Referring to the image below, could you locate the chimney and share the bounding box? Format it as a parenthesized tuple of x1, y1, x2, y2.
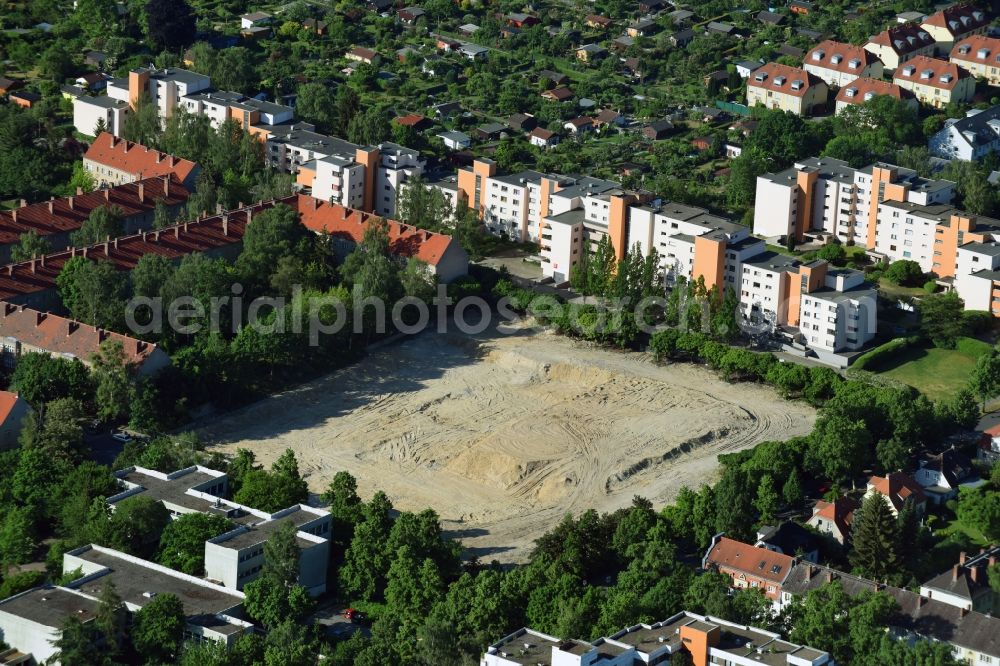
(917, 596, 927, 607)
(76, 187, 83, 196)
(103, 241, 109, 255)
(19, 199, 26, 208)
(68, 196, 74, 210)
(103, 189, 110, 201)
(82, 247, 88, 258)
(222, 214, 229, 236)
(153, 231, 160, 242)
(806, 565, 816, 580)
(47, 201, 53, 214)
(11, 210, 16, 222)
(961, 607, 969, 617)
(68, 320, 78, 335)
(156, 153, 163, 164)
(29, 259, 34, 274)
(971, 567, 979, 584)
(6, 265, 11, 276)
(990, 556, 996, 568)
(113, 238, 118, 250)
(71, 247, 76, 257)
(137, 182, 144, 203)
(39, 255, 44, 267)
(953, 565, 960, 582)
(960, 552, 967, 566)
(163, 176, 170, 197)
(183, 222, 188, 233)
(174, 226, 180, 239)
(35, 311, 44, 325)
(825, 571, 834, 583)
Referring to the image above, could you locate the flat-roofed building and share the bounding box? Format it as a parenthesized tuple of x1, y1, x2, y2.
(62, 545, 251, 645)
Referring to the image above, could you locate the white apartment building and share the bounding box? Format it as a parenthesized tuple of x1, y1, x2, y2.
(106, 67, 212, 121)
(481, 612, 831, 666)
(313, 154, 367, 210)
(753, 157, 955, 245)
(108, 466, 332, 596)
(372, 143, 424, 217)
(72, 94, 130, 138)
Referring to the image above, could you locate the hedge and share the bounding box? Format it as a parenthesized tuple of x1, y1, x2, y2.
(851, 336, 920, 372)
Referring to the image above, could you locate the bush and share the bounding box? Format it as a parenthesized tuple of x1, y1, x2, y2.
(883, 260, 924, 287)
(923, 280, 938, 295)
(816, 243, 846, 265)
(851, 336, 920, 372)
(963, 310, 994, 336)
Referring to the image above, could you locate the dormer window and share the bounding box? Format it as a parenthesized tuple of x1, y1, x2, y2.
(973, 11, 984, 21)
(863, 92, 875, 101)
(920, 69, 933, 79)
(893, 39, 905, 49)
(902, 65, 916, 76)
(959, 45, 972, 54)
(845, 87, 857, 97)
(848, 58, 861, 69)
(978, 48, 990, 59)
(918, 31, 929, 40)
(906, 35, 916, 45)
(754, 72, 768, 82)
(831, 54, 843, 65)
(773, 75, 786, 86)
(791, 79, 803, 90)
(812, 50, 824, 61)
(940, 73, 953, 83)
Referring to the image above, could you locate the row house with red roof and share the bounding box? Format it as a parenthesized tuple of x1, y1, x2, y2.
(0, 175, 189, 264)
(893, 55, 976, 108)
(950, 34, 1000, 86)
(83, 133, 200, 190)
(746, 63, 828, 116)
(702, 535, 796, 601)
(804, 40, 883, 88)
(921, 2, 990, 55)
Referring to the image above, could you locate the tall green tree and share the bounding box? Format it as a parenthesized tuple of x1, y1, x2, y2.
(920, 291, 966, 349)
(850, 493, 900, 580)
(132, 593, 186, 662)
(71, 205, 124, 247)
(10, 230, 52, 262)
(156, 512, 232, 574)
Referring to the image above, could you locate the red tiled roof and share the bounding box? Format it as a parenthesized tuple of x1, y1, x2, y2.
(586, 14, 612, 26)
(0, 197, 293, 302)
(296, 195, 457, 267)
(0, 176, 190, 247)
(950, 34, 1000, 65)
(0, 390, 20, 425)
(530, 127, 556, 140)
(812, 496, 858, 535)
(542, 86, 573, 101)
(704, 536, 795, 584)
(394, 114, 428, 127)
(806, 40, 879, 74)
(868, 472, 927, 511)
(836, 77, 911, 104)
(923, 3, 990, 37)
(893, 55, 968, 90)
(348, 47, 378, 61)
(868, 23, 936, 55)
(84, 133, 198, 184)
(748, 63, 822, 98)
(0, 302, 161, 365)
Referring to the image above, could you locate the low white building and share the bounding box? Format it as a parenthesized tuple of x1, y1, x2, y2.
(73, 95, 130, 137)
(930, 106, 1000, 162)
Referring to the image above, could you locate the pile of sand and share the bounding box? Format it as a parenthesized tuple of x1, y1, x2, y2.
(196, 325, 815, 562)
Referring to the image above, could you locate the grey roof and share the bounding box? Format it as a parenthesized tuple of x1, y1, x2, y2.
(706, 21, 735, 33)
(114, 468, 221, 512)
(66, 546, 243, 619)
(493, 170, 548, 186)
(920, 448, 976, 487)
(184, 90, 245, 104)
(0, 586, 99, 629)
(477, 122, 507, 134)
(757, 522, 822, 556)
(138, 67, 210, 87)
(76, 94, 128, 109)
(943, 105, 1000, 148)
(745, 251, 801, 272)
(963, 241, 1000, 257)
(785, 562, 1000, 657)
(545, 209, 587, 226)
(579, 43, 607, 53)
(667, 9, 694, 21)
(269, 127, 359, 156)
(757, 10, 785, 24)
(215, 507, 322, 550)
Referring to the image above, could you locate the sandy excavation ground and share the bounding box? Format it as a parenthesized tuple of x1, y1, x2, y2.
(196, 324, 816, 563)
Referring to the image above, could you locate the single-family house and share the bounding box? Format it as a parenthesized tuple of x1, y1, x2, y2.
(641, 120, 673, 140)
(919, 548, 1000, 614)
(667, 9, 694, 25)
(541, 86, 573, 102)
(756, 10, 785, 26)
(459, 43, 488, 61)
(397, 7, 425, 24)
(9, 91, 40, 109)
(564, 117, 594, 134)
(585, 14, 613, 30)
(594, 109, 625, 127)
(789, 0, 814, 15)
(528, 127, 559, 149)
(437, 131, 472, 150)
(705, 21, 736, 37)
(507, 113, 536, 132)
(506, 13, 539, 28)
(346, 47, 380, 65)
(865, 471, 927, 517)
(735, 60, 762, 78)
(0, 78, 23, 95)
(240, 11, 273, 29)
(539, 70, 568, 86)
(474, 122, 507, 141)
(864, 23, 937, 71)
(302, 18, 328, 35)
(626, 18, 659, 38)
(394, 114, 432, 131)
(950, 35, 1000, 86)
(669, 29, 695, 47)
(914, 448, 983, 504)
(930, 105, 1000, 161)
(576, 44, 608, 62)
(807, 496, 858, 544)
(921, 3, 990, 55)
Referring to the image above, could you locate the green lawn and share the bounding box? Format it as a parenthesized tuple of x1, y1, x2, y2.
(876, 337, 991, 402)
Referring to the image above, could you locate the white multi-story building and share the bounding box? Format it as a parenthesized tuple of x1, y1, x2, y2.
(108, 466, 332, 596)
(481, 612, 832, 666)
(753, 157, 955, 245)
